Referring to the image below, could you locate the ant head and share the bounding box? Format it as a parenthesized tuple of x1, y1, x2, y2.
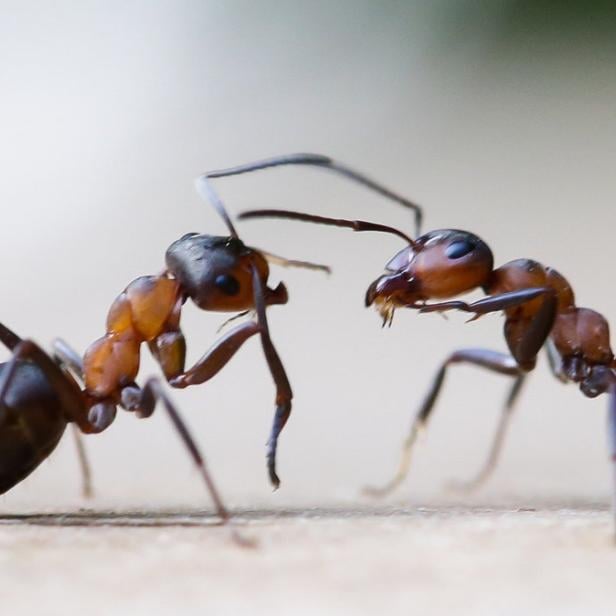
(165, 234, 287, 312)
(366, 229, 493, 320)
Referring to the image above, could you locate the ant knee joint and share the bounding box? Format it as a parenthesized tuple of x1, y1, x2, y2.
(120, 385, 143, 412)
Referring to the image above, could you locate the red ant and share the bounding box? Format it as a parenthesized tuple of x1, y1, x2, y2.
(0, 155, 416, 542)
(78, 154, 420, 496)
(0, 321, 232, 531)
(235, 153, 616, 532)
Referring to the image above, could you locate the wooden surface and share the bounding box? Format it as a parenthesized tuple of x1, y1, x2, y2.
(2, 505, 615, 615)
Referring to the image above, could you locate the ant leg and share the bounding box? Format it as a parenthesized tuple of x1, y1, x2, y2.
(162, 313, 289, 489)
(167, 320, 261, 387)
(52, 338, 84, 380)
(363, 348, 524, 498)
(545, 339, 568, 383)
(447, 374, 527, 493)
(51, 339, 94, 498)
(198, 153, 423, 235)
(419, 288, 553, 318)
(420, 288, 557, 369)
(70, 425, 93, 498)
(608, 387, 616, 540)
(0, 321, 22, 352)
(251, 264, 293, 489)
(119, 378, 251, 544)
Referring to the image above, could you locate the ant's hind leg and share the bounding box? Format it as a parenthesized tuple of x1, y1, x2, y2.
(51, 339, 94, 499)
(363, 348, 524, 498)
(446, 374, 527, 493)
(119, 377, 251, 546)
(52, 338, 85, 381)
(70, 425, 93, 498)
(608, 387, 616, 541)
(0, 322, 22, 352)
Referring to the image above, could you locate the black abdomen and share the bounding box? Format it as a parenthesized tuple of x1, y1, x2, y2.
(0, 361, 67, 494)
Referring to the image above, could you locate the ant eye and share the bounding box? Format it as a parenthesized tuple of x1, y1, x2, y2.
(215, 274, 240, 296)
(445, 240, 475, 260)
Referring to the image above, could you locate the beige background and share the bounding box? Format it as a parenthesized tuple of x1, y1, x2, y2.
(1, 0, 615, 514)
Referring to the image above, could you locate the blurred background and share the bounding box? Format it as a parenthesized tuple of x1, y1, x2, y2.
(1, 0, 615, 512)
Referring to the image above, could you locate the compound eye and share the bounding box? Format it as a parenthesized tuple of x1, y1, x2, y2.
(215, 274, 240, 296)
(445, 240, 475, 260)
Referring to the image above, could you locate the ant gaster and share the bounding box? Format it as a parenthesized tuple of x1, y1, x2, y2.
(236, 153, 616, 532)
(0, 322, 232, 531)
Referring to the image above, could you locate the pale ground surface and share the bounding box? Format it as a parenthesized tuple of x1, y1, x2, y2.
(2, 504, 615, 616)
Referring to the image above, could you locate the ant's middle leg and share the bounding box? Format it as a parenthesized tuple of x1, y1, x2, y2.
(52, 338, 84, 380)
(364, 348, 526, 498)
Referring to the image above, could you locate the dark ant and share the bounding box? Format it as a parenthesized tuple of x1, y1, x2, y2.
(235, 153, 616, 532)
(78, 154, 420, 496)
(0, 321, 232, 532)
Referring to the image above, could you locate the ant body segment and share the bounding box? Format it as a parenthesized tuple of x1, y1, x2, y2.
(80, 154, 420, 491)
(235, 153, 616, 532)
(0, 322, 230, 527)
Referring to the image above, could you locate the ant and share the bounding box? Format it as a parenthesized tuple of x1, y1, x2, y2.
(78, 154, 420, 494)
(235, 153, 616, 531)
(0, 321, 231, 530)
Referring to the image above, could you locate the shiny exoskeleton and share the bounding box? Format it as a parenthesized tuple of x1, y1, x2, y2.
(234, 152, 616, 534)
(80, 154, 419, 490)
(360, 231, 616, 497)
(81, 233, 293, 488)
(0, 322, 230, 530)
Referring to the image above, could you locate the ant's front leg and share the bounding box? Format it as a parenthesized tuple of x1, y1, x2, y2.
(151, 320, 292, 486)
(153, 275, 292, 489)
(161, 321, 261, 387)
(251, 265, 293, 489)
(420, 287, 558, 370)
(419, 288, 552, 319)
